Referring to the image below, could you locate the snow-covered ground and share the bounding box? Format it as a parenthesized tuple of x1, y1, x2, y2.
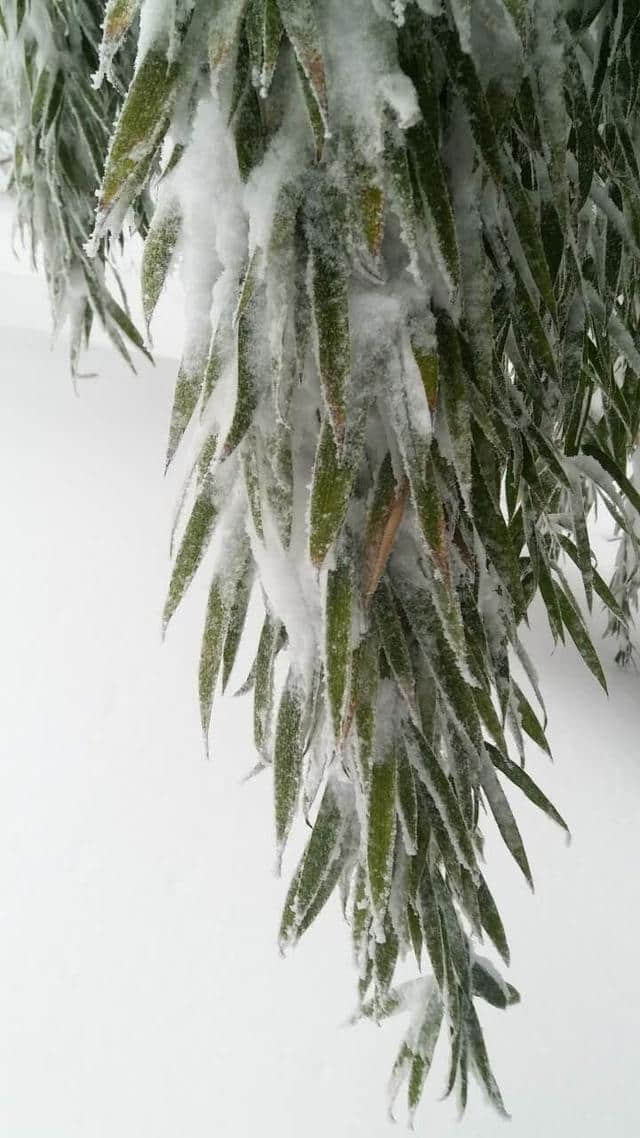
(0, 194, 639, 1137)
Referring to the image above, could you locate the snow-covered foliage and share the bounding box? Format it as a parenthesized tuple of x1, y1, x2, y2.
(4, 0, 640, 1122)
(0, 0, 149, 371)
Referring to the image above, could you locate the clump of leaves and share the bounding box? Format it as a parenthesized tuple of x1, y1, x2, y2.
(0, 0, 149, 372)
(12, 0, 640, 1124)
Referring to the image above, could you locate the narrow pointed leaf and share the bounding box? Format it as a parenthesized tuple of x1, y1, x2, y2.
(325, 554, 352, 739)
(488, 744, 570, 837)
(199, 576, 229, 748)
(163, 490, 217, 629)
(367, 745, 397, 925)
(309, 419, 359, 566)
(274, 669, 305, 858)
(142, 198, 181, 328)
(479, 754, 533, 889)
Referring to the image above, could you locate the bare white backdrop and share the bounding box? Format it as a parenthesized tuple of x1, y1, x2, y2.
(0, 195, 639, 1137)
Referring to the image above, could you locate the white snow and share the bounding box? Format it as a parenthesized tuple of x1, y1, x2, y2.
(1, 195, 640, 1137)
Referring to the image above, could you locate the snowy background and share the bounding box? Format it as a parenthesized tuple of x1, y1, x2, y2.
(0, 192, 639, 1136)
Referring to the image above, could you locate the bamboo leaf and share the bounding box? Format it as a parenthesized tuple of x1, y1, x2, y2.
(254, 612, 282, 755)
(558, 535, 626, 625)
(407, 986, 444, 1122)
(222, 559, 254, 692)
(142, 198, 181, 329)
(279, 778, 346, 949)
(166, 356, 206, 469)
(406, 724, 477, 875)
(224, 255, 260, 457)
(99, 0, 141, 71)
(465, 1000, 510, 1117)
(277, 0, 328, 132)
(436, 312, 472, 498)
(477, 874, 510, 964)
(555, 582, 608, 692)
(198, 576, 228, 751)
(309, 418, 359, 566)
(582, 444, 640, 515)
(512, 681, 552, 758)
(396, 741, 418, 857)
(163, 490, 217, 630)
(325, 552, 353, 739)
(261, 0, 283, 95)
(472, 957, 520, 1010)
(488, 744, 570, 838)
(274, 668, 305, 860)
(309, 236, 350, 444)
(351, 630, 379, 791)
(409, 121, 460, 290)
(416, 862, 446, 991)
(367, 744, 397, 926)
(479, 753, 533, 889)
(372, 581, 415, 711)
(363, 456, 409, 602)
(99, 48, 178, 211)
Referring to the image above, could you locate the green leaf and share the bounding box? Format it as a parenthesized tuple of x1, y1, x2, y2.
(472, 957, 520, 1010)
(100, 48, 178, 211)
(471, 453, 525, 617)
(488, 744, 570, 838)
(465, 1000, 510, 1117)
(374, 914, 399, 1000)
(406, 724, 477, 876)
(261, 0, 283, 94)
(436, 312, 472, 498)
(407, 986, 444, 1123)
(354, 173, 385, 261)
(477, 874, 510, 964)
(277, 0, 328, 133)
(396, 742, 418, 857)
(166, 356, 206, 469)
(142, 198, 181, 328)
(325, 553, 352, 739)
(409, 121, 459, 290)
(582, 444, 640, 515)
(242, 442, 264, 541)
(101, 0, 141, 51)
(254, 612, 282, 755)
(437, 18, 502, 184)
(416, 864, 446, 991)
(309, 222, 350, 445)
(532, 17, 569, 222)
(367, 744, 397, 926)
(351, 630, 379, 792)
(363, 455, 408, 602)
(224, 255, 260, 457)
(279, 779, 345, 949)
(505, 170, 558, 321)
(555, 581, 608, 692)
(198, 576, 228, 752)
(479, 754, 533, 889)
(209, 0, 246, 72)
(163, 490, 217, 630)
(558, 535, 626, 625)
(384, 128, 419, 273)
(512, 681, 552, 757)
(309, 418, 359, 566)
(538, 550, 565, 644)
(222, 559, 254, 692)
(372, 581, 415, 712)
(565, 39, 595, 209)
(274, 668, 305, 859)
